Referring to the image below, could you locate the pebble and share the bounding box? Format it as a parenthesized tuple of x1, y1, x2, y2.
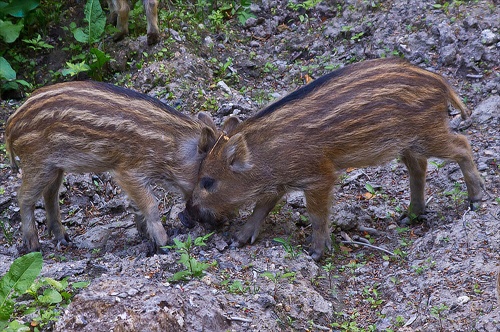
(481, 29, 499, 45)
(456, 295, 471, 306)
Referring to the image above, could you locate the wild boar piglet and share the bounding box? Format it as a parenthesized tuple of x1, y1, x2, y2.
(183, 57, 484, 261)
(6, 81, 217, 253)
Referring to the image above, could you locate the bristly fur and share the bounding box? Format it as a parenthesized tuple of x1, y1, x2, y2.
(188, 57, 484, 261)
(5, 80, 217, 253)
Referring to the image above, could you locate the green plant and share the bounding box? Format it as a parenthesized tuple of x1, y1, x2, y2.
(394, 315, 406, 327)
(261, 270, 296, 300)
(64, 0, 111, 80)
(0, 214, 13, 244)
(362, 284, 383, 309)
(214, 57, 234, 79)
(0, 0, 39, 92)
(23, 277, 88, 330)
(429, 160, 446, 175)
(61, 61, 90, 77)
(430, 303, 449, 330)
(322, 262, 338, 290)
(331, 310, 377, 331)
(0, 252, 43, 330)
(473, 283, 482, 294)
(288, 0, 322, 11)
(220, 279, 249, 294)
(22, 33, 53, 51)
(364, 183, 379, 197)
(0, 252, 89, 331)
(262, 61, 277, 73)
(273, 236, 301, 259)
(165, 232, 217, 282)
(351, 32, 364, 41)
(444, 182, 468, 208)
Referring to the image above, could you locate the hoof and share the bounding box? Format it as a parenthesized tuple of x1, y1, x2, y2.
(399, 212, 427, 225)
(230, 236, 246, 249)
(308, 248, 323, 262)
(147, 32, 160, 45)
(470, 201, 481, 211)
(156, 245, 169, 255)
(113, 32, 127, 42)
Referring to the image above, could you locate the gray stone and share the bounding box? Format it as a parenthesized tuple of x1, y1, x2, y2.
(481, 29, 499, 45)
(473, 95, 500, 124)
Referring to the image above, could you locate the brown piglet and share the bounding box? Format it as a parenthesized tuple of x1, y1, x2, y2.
(5, 81, 217, 253)
(184, 58, 484, 261)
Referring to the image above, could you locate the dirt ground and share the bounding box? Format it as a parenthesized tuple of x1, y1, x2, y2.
(0, 0, 499, 331)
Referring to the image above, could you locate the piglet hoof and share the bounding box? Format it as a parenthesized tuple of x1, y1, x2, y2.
(56, 240, 71, 251)
(470, 201, 481, 212)
(230, 236, 247, 249)
(178, 210, 196, 229)
(156, 245, 169, 255)
(23, 240, 41, 254)
(308, 248, 323, 262)
(112, 31, 127, 42)
(147, 32, 160, 45)
(53, 232, 72, 249)
(398, 212, 427, 226)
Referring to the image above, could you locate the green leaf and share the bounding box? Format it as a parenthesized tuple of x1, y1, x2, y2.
(1, 81, 18, 91)
(0, 252, 43, 321)
(89, 48, 111, 70)
(3, 319, 30, 331)
(71, 281, 90, 289)
(170, 270, 191, 281)
(194, 232, 213, 246)
(0, 18, 23, 43)
(0, 57, 16, 80)
(61, 61, 90, 76)
(237, 11, 256, 25)
(261, 271, 275, 280)
(83, 0, 105, 44)
(178, 253, 190, 267)
(40, 277, 64, 291)
(39, 288, 62, 304)
(365, 183, 375, 194)
(15, 79, 30, 87)
(72, 27, 88, 43)
(0, 0, 39, 18)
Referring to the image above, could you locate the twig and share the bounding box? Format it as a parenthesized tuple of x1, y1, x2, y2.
(340, 240, 395, 256)
(462, 207, 471, 250)
(466, 74, 483, 79)
(225, 315, 252, 323)
(310, 322, 331, 331)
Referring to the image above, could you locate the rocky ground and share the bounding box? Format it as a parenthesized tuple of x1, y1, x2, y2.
(0, 0, 499, 331)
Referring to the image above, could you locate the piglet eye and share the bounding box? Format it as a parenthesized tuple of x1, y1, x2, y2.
(200, 177, 216, 191)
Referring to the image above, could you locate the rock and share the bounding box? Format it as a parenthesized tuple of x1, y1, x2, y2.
(244, 17, 258, 28)
(439, 43, 457, 65)
(473, 95, 500, 124)
(217, 81, 232, 94)
(456, 295, 470, 305)
(481, 29, 499, 45)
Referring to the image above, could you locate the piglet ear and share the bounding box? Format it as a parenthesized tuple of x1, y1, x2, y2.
(222, 116, 240, 136)
(198, 126, 217, 154)
(225, 133, 253, 173)
(197, 112, 217, 132)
